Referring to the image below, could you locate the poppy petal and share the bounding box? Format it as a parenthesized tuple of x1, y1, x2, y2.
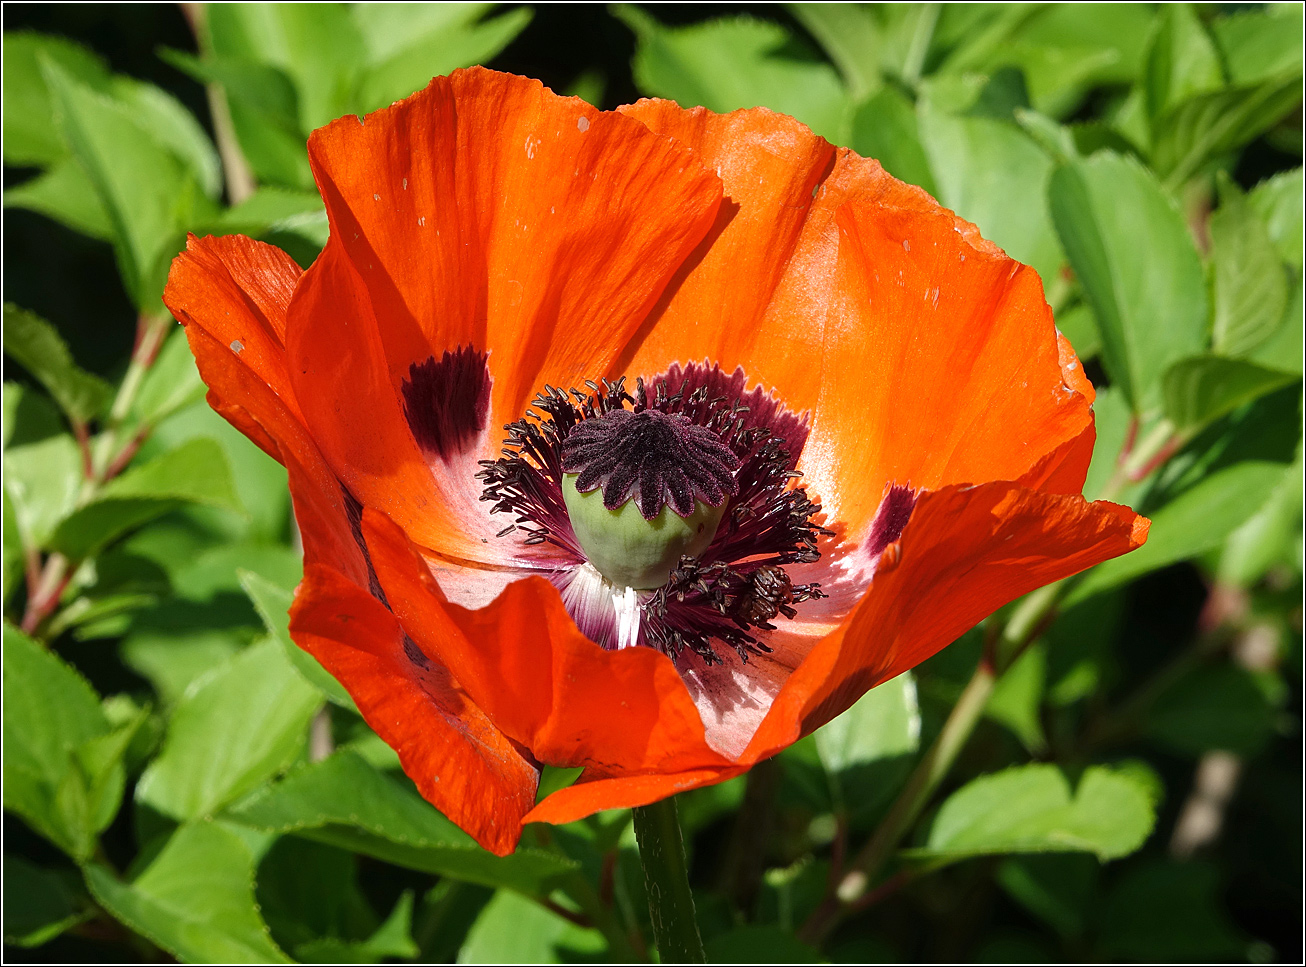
(742, 483, 1148, 761)
(164, 233, 303, 415)
(360, 509, 735, 777)
(291, 563, 539, 856)
(525, 766, 745, 827)
(306, 68, 724, 430)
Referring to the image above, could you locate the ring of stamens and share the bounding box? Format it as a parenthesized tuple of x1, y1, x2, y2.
(477, 367, 831, 664)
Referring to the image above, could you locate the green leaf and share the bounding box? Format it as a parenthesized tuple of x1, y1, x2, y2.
(227, 750, 578, 896)
(849, 86, 937, 196)
(51, 437, 243, 561)
(3, 623, 109, 859)
(1211, 5, 1305, 86)
(1209, 179, 1291, 357)
(1248, 167, 1303, 272)
(4, 434, 82, 551)
(240, 569, 355, 709)
(787, 3, 882, 99)
(131, 326, 206, 428)
(354, 4, 534, 114)
(1146, 664, 1279, 756)
(3, 380, 64, 449)
(918, 92, 1063, 281)
(908, 763, 1155, 864)
(85, 821, 292, 963)
(42, 60, 214, 308)
(2, 31, 111, 166)
(3, 491, 22, 600)
(615, 6, 852, 143)
(985, 642, 1047, 753)
(2, 854, 88, 947)
(107, 77, 222, 199)
(2, 304, 113, 425)
(459, 889, 604, 963)
(1069, 459, 1288, 603)
(135, 637, 321, 821)
(121, 626, 244, 708)
(815, 672, 919, 775)
(215, 185, 325, 235)
(1218, 455, 1303, 586)
(1151, 72, 1303, 189)
(3, 159, 113, 241)
(1049, 151, 1207, 411)
(1143, 4, 1223, 122)
(1098, 860, 1243, 960)
(295, 892, 419, 963)
(996, 854, 1098, 941)
(1162, 355, 1298, 433)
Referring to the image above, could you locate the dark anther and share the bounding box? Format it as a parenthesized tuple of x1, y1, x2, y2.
(561, 408, 741, 519)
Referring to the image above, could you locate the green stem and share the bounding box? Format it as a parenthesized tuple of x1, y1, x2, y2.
(633, 797, 705, 963)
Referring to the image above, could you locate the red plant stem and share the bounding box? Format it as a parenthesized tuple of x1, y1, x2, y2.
(1118, 414, 1140, 465)
(20, 555, 72, 637)
(101, 430, 146, 484)
(74, 421, 94, 479)
(1128, 434, 1182, 482)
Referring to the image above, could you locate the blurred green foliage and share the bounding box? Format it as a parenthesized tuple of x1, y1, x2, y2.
(3, 3, 1301, 964)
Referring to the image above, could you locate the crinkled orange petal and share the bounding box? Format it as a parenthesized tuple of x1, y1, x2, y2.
(291, 564, 539, 856)
(164, 234, 304, 418)
(360, 509, 735, 778)
(742, 484, 1149, 762)
(306, 68, 724, 430)
(615, 104, 1093, 538)
(525, 766, 745, 827)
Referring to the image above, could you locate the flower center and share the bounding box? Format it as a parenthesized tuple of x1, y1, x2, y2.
(560, 409, 739, 588)
(477, 364, 830, 664)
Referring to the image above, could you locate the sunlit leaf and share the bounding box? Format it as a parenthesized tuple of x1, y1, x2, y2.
(3, 160, 113, 241)
(2, 304, 113, 425)
(1049, 151, 1206, 411)
(85, 821, 292, 963)
(1162, 355, 1297, 433)
(615, 6, 852, 144)
(227, 750, 578, 897)
(135, 637, 321, 821)
(908, 763, 1155, 863)
(1, 31, 111, 166)
(1209, 180, 1291, 358)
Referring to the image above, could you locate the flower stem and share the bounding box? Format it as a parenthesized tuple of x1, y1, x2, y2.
(633, 797, 705, 963)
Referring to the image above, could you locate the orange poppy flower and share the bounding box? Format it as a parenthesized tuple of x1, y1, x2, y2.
(163, 68, 1148, 856)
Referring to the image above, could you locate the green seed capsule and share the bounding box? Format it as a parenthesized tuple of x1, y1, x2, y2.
(562, 473, 727, 589)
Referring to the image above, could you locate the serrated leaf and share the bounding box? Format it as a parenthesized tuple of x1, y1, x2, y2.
(1069, 459, 1287, 603)
(815, 672, 919, 776)
(2, 622, 109, 860)
(1161, 355, 1297, 433)
(354, 4, 533, 114)
(50, 437, 243, 561)
(227, 750, 578, 896)
(2, 854, 88, 947)
(908, 763, 1155, 863)
(615, 6, 852, 143)
(459, 889, 604, 963)
(42, 59, 214, 308)
(918, 90, 1063, 281)
(1209, 179, 1291, 357)
(85, 821, 292, 963)
(2, 31, 111, 166)
(1049, 151, 1207, 411)
(3, 304, 113, 425)
(3, 159, 113, 241)
(135, 638, 321, 821)
(239, 569, 355, 709)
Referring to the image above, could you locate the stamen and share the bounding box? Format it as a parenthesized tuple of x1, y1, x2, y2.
(479, 363, 833, 664)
